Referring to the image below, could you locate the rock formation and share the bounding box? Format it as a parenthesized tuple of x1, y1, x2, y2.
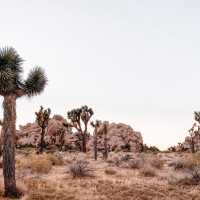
(16, 115, 77, 150)
(17, 117, 143, 152)
(88, 122, 143, 152)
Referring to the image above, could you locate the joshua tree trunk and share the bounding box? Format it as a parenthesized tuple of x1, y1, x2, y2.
(2, 95, 18, 198)
(93, 127, 97, 160)
(103, 124, 108, 160)
(0, 133, 2, 158)
(82, 123, 87, 153)
(82, 133, 87, 153)
(191, 137, 195, 154)
(39, 127, 46, 153)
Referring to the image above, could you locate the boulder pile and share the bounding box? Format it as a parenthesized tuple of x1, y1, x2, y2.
(16, 117, 143, 152)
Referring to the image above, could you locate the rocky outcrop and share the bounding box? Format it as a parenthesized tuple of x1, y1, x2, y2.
(88, 123, 143, 152)
(16, 115, 77, 149)
(17, 118, 143, 152)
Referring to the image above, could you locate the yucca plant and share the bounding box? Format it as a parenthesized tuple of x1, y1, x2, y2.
(65, 105, 93, 152)
(0, 47, 47, 198)
(35, 106, 51, 153)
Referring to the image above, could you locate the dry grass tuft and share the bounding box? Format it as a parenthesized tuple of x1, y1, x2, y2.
(104, 168, 117, 175)
(139, 165, 156, 177)
(24, 178, 75, 200)
(150, 157, 165, 169)
(17, 153, 52, 174)
(46, 153, 64, 166)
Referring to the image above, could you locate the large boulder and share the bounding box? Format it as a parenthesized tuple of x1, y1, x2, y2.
(16, 115, 77, 149)
(88, 122, 143, 152)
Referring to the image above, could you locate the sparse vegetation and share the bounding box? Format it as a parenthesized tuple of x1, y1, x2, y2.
(69, 160, 93, 178)
(139, 165, 156, 177)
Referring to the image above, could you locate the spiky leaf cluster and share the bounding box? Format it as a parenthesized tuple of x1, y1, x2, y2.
(194, 111, 200, 123)
(0, 47, 23, 94)
(35, 106, 51, 128)
(24, 67, 47, 97)
(68, 105, 93, 126)
(91, 120, 101, 128)
(0, 47, 47, 97)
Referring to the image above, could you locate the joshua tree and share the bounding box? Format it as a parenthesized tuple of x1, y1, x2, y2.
(102, 121, 109, 160)
(0, 119, 3, 158)
(188, 123, 197, 153)
(194, 111, 200, 124)
(91, 120, 100, 160)
(65, 105, 93, 152)
(56, 127, 65, 151)
(0, 47, 47, 197)
(35, 106, 51, 153)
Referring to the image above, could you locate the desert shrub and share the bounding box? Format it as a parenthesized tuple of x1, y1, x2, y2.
(120, 154, 133, 162)
(104, 168, 117, 175)
(168, 159, 185, 170)
(139, 165, 156, 177)
(168, 173, 193, 185)
(107, 156, 121, 167)
(168, 168, 200, 186)
(128, 158, 144, 169)
(47, 153, 64, 166)
(149, 157, 164, 169)
(69, 160, 93, 178)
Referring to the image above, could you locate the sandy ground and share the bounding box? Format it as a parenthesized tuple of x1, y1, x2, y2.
(0, 149, 199, 200)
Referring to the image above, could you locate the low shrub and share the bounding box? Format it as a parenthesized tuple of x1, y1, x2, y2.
(150, 157, 164, 169)
(128, 158, 144, 169)
(120, 154, 133, 162)
(168, 159, 185, 170)
(139, 165, 156, 177)
(69, 160, 93, 178)
(104, 168, 117, 175)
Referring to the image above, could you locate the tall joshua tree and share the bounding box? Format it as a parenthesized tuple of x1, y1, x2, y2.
(0, 47, 47, 198)
(0, 119, 3, 158)
(65, 105, 93, 152)
(187, 111, 200, 153)
(91, 120, 100, 160)
(35, 106, 51, 153)
(102, 121, 109, 160)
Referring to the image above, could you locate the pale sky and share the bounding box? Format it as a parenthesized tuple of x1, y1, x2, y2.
(0, 0, 200, 149)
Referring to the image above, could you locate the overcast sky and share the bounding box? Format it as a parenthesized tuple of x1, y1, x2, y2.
(0, 0, 200, 149)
